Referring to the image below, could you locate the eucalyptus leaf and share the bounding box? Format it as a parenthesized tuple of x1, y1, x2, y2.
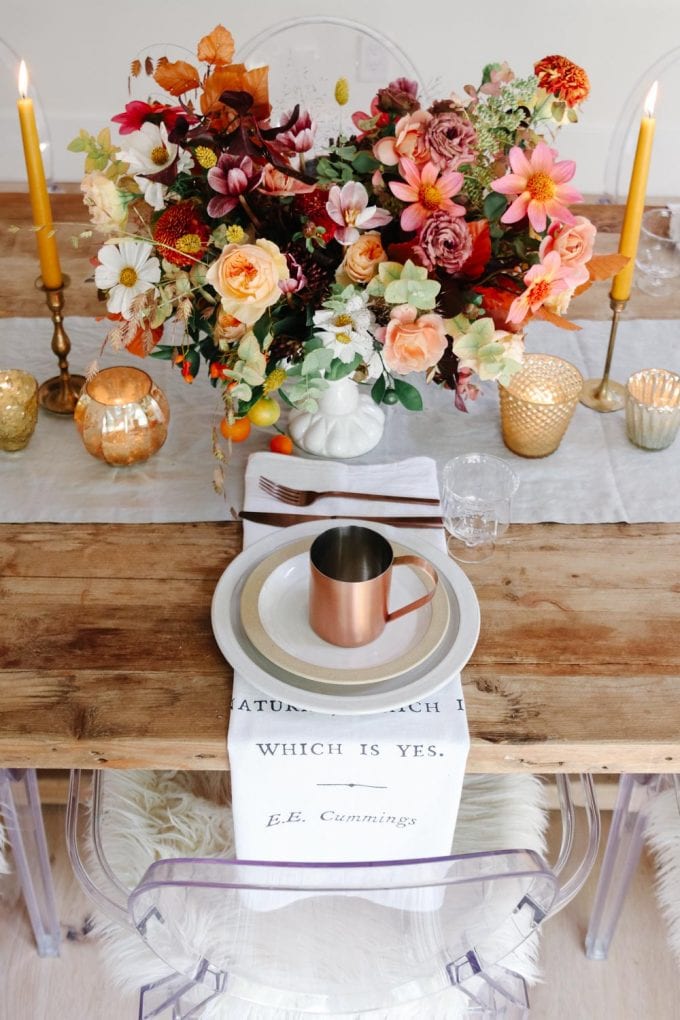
(326, 353, 362, 380)
(352, 151, 380, 174)
(483, 192, 508, 222)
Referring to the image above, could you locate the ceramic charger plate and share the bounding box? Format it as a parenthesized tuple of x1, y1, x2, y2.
(211, 519, 480, 715)
(239, 536, 450, 685)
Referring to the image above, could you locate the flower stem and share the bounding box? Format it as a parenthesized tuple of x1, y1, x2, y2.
(238, 195, 263, 231)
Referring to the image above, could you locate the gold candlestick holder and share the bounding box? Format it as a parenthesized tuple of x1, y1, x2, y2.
(580, 297, 627, 412)
(36, 275, 86, 415)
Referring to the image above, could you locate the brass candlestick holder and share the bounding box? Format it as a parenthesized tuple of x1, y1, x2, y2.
(36, 275, 86, 415)
(580, 297, 627, 412)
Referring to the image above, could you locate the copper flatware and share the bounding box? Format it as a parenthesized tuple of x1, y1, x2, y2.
(259, 476, 440, 507)
(240, 510, 444, 528)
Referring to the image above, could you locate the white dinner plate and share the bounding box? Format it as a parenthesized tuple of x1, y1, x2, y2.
(211, 520, 480, 714)
(239, 537, 450, 685)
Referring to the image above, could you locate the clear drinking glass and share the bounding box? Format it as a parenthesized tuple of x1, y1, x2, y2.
(442, 453, 519, 563)
(635, 208, 680, 297)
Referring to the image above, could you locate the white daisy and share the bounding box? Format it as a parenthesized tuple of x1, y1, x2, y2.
(94, 241, 161, 319)
(118, 123, 193, 211)
(314, 291, 376, 364)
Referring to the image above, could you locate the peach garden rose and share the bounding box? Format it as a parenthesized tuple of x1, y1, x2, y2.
(206, 239, 289, 324)
(539, 215, 596, 287)
(339, 232, 387, 284)
(382, 304, 448, 375)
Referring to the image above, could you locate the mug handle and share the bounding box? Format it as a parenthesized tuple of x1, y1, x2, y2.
(386, 555, 438, 622)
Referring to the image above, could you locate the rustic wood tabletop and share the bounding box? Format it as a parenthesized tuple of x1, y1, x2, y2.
(1, 194, 679, 773)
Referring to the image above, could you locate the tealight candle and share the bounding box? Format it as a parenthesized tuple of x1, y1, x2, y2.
(498, 354, 583, 458)
(625, 368, 680, 450)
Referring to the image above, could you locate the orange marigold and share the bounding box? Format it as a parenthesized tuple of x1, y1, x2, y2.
(534, 55, 590, 108)
(153, 201, 210, 267)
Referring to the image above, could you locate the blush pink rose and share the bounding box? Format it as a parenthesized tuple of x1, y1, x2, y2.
(382, 304, 448, 374)
(373, 110, 432, 167)
(539, 215, 596, 286)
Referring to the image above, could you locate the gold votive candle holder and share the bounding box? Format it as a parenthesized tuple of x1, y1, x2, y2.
(625, 368, 680, 451)
(499, 354, 583, 458)
(74, 366, 170, 466)
(0, 369, 39, 451)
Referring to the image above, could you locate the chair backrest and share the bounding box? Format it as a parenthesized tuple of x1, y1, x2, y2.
(236, 17, 428, 157)
(0, 39, 54, 186)
(129, 851, 558, 1015)
(603, 47, 680, 203)
(67, 769, 599, 1016)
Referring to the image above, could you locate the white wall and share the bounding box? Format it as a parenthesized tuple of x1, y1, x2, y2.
(4, 0, 680, 197)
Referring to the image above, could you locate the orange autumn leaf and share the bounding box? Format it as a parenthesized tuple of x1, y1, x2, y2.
(197, 25, 235, 67)
(586, 252, 629, 281)
(201, 63, 270, 121)
(535, 306, 582, 331)
(153, 57, 201, 97)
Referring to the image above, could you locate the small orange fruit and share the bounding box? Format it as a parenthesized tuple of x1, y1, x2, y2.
(219, 416, 251, 442)
(269, 434, 294, 455)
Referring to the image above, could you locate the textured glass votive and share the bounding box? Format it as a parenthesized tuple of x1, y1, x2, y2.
(499, 354, 583, 458)
(625, 368, 680, 451)
(0, 369, 38, 451)
(74, 366, 170, 466)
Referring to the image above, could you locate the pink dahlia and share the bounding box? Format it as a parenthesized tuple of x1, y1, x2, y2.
(491, 142, 582, 233)
(389, 158, 465, 233)
(506, 251, 576, 325)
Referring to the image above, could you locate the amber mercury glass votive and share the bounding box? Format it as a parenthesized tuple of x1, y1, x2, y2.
(499, 354, 583, 458)
(0, 369, 38, 451)
(625, 368, 680, 450)
(74, 366, 170, 466)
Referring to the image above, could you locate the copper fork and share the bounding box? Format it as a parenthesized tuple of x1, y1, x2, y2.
(259, 476, 440, 507)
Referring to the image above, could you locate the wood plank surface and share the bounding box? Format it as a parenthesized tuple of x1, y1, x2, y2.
(1, 194, 680, 773)
(1, 521, 679, 772)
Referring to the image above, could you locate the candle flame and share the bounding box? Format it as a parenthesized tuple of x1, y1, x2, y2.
(644, 81, 658, 118)
(18, 60, 28, 98)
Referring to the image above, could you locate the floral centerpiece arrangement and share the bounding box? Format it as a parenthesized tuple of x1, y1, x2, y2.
(70, 26, 622, 458)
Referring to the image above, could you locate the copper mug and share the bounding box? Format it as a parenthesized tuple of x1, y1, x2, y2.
(309, 526, 439, 648)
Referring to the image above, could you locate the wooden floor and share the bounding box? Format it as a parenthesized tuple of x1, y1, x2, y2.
(1, 803, 679, 1018)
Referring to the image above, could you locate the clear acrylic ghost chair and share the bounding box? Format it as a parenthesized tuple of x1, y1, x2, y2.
(0, 39, 55, 186)
(585, 773, 679, 961)
(237, 16, 430, 151)
(602, 47, 680, 203)
(0, 768, 60, 956)
(67, 770, 599, 1018)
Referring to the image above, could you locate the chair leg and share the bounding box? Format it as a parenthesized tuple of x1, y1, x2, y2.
(585, 773, 655, 961)
(0, 769, 60, 957)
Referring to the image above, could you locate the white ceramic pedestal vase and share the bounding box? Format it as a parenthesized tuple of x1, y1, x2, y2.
(288, 376, 385, 458)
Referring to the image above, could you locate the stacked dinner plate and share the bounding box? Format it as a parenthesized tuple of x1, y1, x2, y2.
(211, 520, 480, 715)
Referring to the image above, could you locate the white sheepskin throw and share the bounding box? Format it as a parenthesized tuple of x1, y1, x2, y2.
(90, 771, 548, 1019)
(644, 783, 680, 963)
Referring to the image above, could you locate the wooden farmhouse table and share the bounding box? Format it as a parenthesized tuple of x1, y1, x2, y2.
(1, 194, 679, 775)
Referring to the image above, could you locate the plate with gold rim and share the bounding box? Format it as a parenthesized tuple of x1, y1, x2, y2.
(211, 519, 480, 715)
(239, 537, 450, 686)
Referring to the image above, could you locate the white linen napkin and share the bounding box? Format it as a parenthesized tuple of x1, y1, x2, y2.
(228, 452, 471, 862)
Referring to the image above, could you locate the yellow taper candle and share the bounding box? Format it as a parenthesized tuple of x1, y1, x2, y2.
(610, 81, 658, 302)
(16, 60, 62, 290)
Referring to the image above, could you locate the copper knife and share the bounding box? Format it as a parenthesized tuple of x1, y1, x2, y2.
(240, 510, 444, 528)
